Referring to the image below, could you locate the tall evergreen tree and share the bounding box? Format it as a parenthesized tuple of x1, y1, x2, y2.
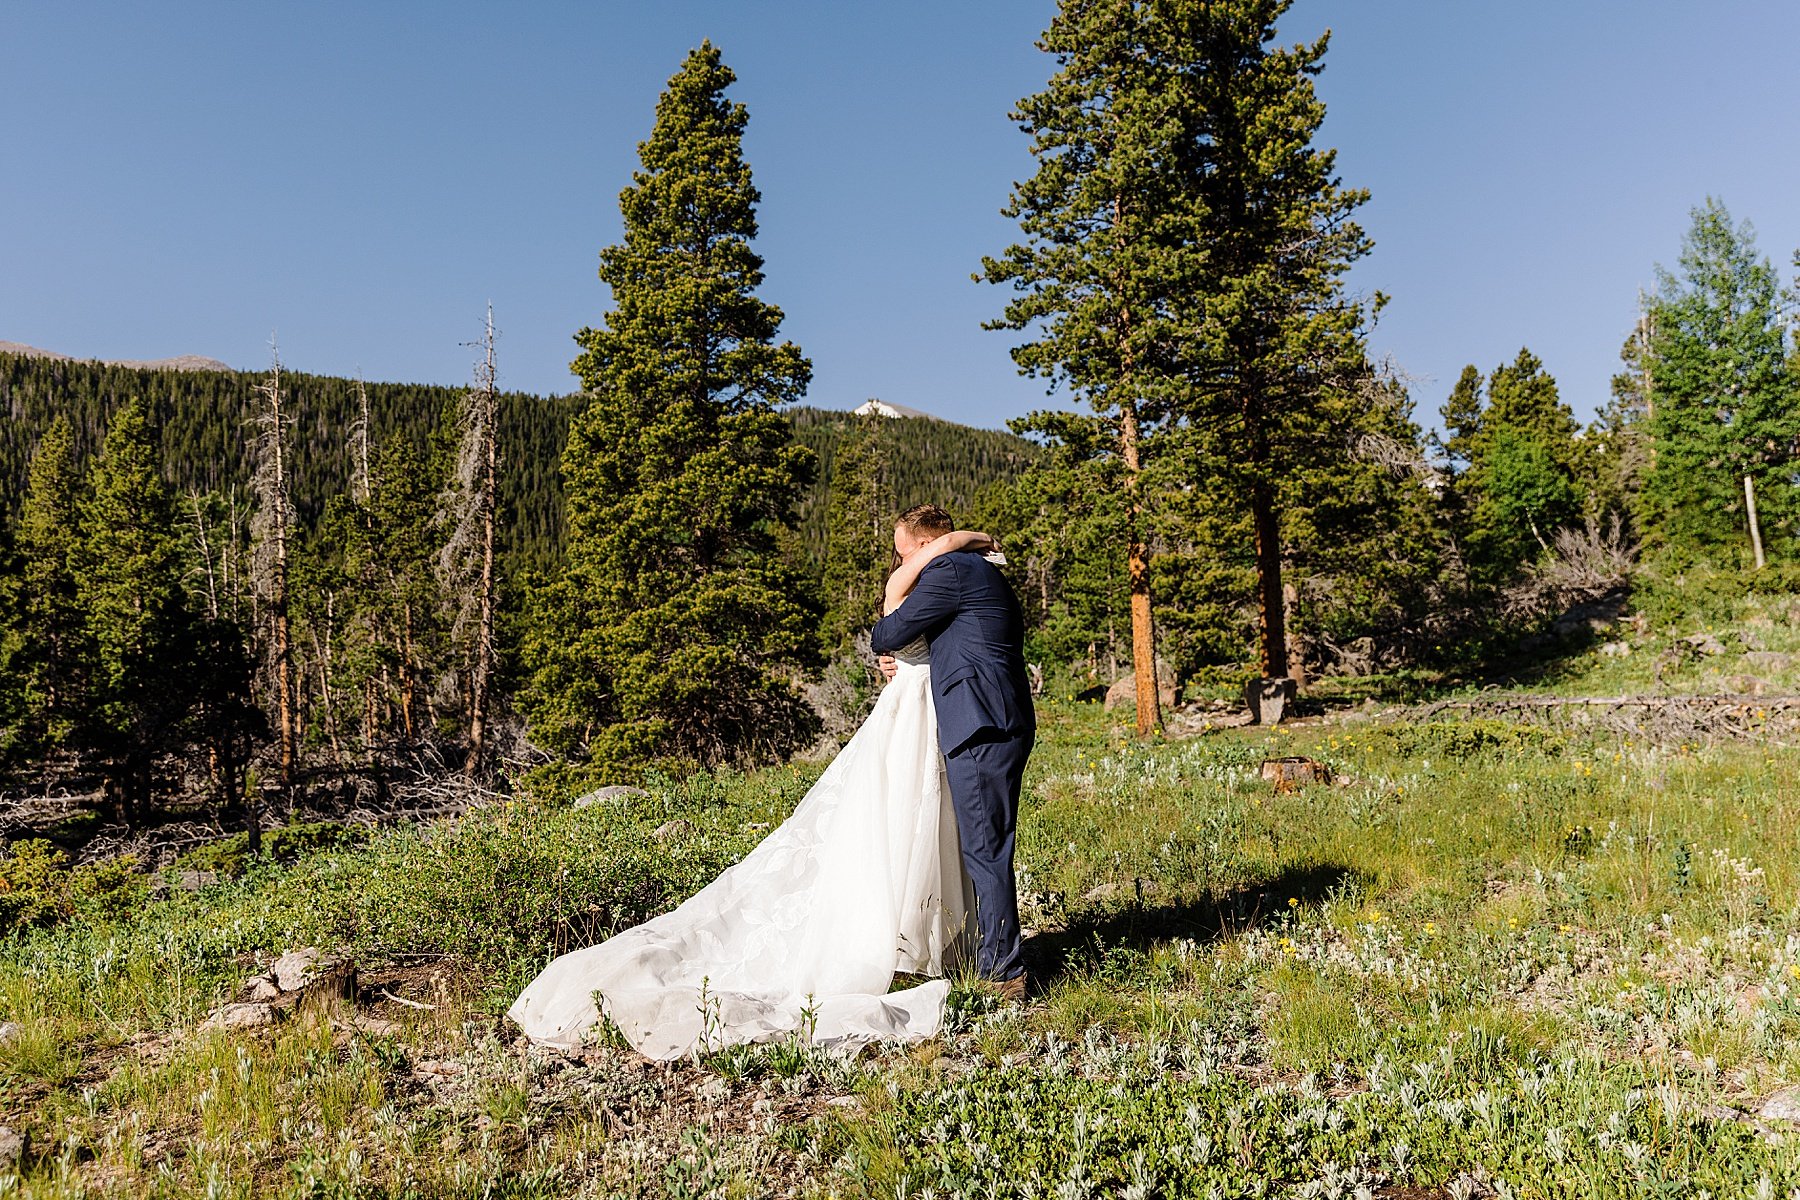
(1157, 0, 1377, 692)
(4, 419, 89, 762)
(74, 397, 196, 824)
(1641, 199, 1798, 565)
(1456, 349, 1584, 582)
(982, 0, 1197, 736)
(819, 414, 894, 651)
(525, 43, 818, 776)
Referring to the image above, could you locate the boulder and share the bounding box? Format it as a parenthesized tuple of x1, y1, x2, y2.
(242, 975, 281, 1003)
(0, 1126, 22, 1169)
(0, 1021, 20, 1048)
(271, 949, 323, 992)
(1103, 661, 1178, 712)
(1681, 633, 1727, 656)
(1726, 675, 1771, 697)
(1743, 651, 1793, 672)
(267, 948, 356, 1004)
(653, 819, 694, 841)
(574, 785, 649, 810)
(1599, 641, 1632, 658)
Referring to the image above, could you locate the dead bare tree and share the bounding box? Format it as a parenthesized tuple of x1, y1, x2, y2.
(350, 372, 373, 506)
(438, 304, 501, 774)
(251, 338, 297, 802)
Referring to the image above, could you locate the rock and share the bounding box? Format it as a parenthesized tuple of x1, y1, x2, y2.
(414, 1059, 466, 1078)
(271, 949, 323, 992)
(1759, 1086, 1800, 1123)
(574, 785, 649, 810)
(827, 1095, 860, 1109)
(1244, 677, 1297, 725)
(1681, 633, 1727, 656)
(0, 1021, 20, 1048)
(202, 1002, 277, 1030)
(0, 1126, 22, 1169)
(653, 819, 694, 841)
(1726, 675, 1771, 697)
(347, 1014, 401, 1038)
(241, 975, 281, 1003)
(1103, 662, 1178, 712)
(267, 948, 356, 1003)
(1599, 641, 1633, 658)
(1741, 629, 1768, 651)
(1083, 882, 1123, 902)
(1743, 651, 1793, 672)
(179, 869, 217, 892)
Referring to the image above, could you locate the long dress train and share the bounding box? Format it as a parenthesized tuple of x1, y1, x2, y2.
(507, 639, 971, 1060)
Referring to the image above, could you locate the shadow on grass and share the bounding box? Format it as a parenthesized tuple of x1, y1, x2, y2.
(1025, 861, 1357, 987)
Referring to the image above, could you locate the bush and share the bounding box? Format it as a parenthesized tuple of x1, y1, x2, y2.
(1377, 717, 1566, 761)
(0, 841, 148, 933)
(0, 839, 73, 933)
(177, 821, 370, 878)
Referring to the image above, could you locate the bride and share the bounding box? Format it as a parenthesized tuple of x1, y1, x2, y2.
(507, 528, 1000, 1060)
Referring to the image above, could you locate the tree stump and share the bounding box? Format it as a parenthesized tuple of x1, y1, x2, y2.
(1244, 676, 1297, 725)
(1260, 756, 1331, 793)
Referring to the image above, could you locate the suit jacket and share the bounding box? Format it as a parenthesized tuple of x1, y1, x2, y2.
(870, 551, 1035, 754)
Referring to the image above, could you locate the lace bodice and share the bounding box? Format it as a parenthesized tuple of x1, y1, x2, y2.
(893, 637, 931, 672)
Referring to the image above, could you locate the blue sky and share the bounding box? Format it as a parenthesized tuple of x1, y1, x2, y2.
(4, 2, 1796, 431)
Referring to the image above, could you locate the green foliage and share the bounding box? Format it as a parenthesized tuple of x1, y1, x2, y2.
(1640, 198, 1799, 562)
(73, 397, 204, 821)
(0, 417, 87, 764)
(0, 839, 145, 933)
(1442, 349, 1587, 586)
(0, 351, 578, 577)
(177, 821, 370, 878)
(1375, 717, 1568, 762)
(818, 415, 894, 649)
(0, 838, 73, 932)
(525, 43, 820, 777)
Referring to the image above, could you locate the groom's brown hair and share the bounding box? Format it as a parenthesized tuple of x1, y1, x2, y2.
(895, 503, 953, 539)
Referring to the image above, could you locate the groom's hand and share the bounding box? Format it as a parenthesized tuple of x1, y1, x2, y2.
(877, 654, 898, 681)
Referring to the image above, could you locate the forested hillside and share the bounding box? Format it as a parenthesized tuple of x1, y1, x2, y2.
(0, 353, 1033, 582)
(0, 352, 580, 576)
(787, 405, 1038, 564)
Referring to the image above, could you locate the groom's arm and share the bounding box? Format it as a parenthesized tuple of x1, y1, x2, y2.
(870, 557, 959, 655)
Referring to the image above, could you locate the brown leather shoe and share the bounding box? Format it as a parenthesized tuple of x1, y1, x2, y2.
(990, 974, 1029, 1004)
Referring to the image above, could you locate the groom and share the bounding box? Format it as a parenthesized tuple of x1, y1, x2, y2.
(871, 504, 1035, 998)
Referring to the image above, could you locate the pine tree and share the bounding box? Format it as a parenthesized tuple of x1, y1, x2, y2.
(525, 43, 818, 775)
(1641, 199, 1798, 565)
(1437, 365, 1485, 471)
(5, 418, 89, 762)
(75, 397, 196, 824)
(1457, 349, 1584, 582)
(982, 0, 1196, 736)
(1157, 0, 1377, 692)
(819, 414, 894, 651)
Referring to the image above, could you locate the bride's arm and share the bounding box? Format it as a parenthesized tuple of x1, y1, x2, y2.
(882, 530, 997, 615)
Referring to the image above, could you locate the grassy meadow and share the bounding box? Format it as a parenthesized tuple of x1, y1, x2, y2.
(5, 593, 1800, 1196)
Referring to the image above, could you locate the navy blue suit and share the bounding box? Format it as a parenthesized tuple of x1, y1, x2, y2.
(871, 551, 1035, 981)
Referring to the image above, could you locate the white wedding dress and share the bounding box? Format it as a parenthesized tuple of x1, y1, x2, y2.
(507, 638, 973, 1060)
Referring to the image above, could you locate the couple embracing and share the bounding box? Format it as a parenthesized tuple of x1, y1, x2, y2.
(508, 504, 1037, 1059)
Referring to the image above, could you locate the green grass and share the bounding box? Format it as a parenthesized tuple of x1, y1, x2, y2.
(8, 604, 1800, 1194)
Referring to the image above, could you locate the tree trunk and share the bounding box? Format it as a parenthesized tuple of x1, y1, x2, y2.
(1251, 476, 1289, 680)
(1745, 474, 1767, 570)
(1119, 403, 1162, 736)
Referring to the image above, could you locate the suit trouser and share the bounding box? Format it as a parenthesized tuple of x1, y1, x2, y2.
(943, 728, 1033, 981)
